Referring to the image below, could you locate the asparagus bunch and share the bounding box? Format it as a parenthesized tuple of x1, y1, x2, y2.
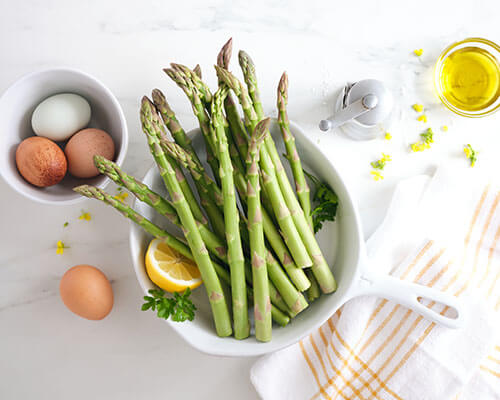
(75, 39, 338, 341)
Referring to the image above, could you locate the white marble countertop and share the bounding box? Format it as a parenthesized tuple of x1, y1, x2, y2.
(1, 1, 500, 399)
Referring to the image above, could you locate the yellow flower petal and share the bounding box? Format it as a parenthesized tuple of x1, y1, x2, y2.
(114, 192, 129, 203)
(370, 170, 384, 181)
(441, 125, 448, 132)
(79, 212, 91, 221)
(412, 104, 424, 113)
(414, 49, 424, 57)
(384, 132, 392, 140)
(417, 114, 428, 123)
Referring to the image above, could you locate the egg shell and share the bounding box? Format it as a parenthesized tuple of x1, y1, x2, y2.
(65, 128, 115, 178)
(15, 136, 67, 187)
(31, 93, 91, 141)
(59, 264, 114, 321)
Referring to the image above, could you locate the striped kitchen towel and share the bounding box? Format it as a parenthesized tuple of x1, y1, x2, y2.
(251, 166, 500, 400)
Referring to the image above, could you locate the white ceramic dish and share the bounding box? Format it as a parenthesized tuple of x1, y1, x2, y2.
(129, 120, 464, 357)
(0, 67, 128, 205)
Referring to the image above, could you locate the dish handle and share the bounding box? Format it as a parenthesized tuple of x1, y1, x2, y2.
(348, 268, 465, 329)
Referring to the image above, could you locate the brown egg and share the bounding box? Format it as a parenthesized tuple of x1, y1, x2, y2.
(65, 128, 115, 178)
(59, 264, 114, 320)
(16, 136, 67, 187)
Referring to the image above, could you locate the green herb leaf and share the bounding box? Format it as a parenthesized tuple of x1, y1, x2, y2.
(304, 170, 339, 233)
(141, 288, 196, 322)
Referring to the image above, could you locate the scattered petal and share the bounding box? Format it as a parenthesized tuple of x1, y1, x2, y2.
(414, 49, 424, 57)
(384, 132, 392, 140)
(417, 114, 428, 123)
(412, 103, 424, 113)
(56, 240, 68, 255)
(114, 192, 129, 203)
(79, 211, 91, 221)
(441, 125, 449, 132)
(370, 170, 384, 181)
(63, 222, 69, 227)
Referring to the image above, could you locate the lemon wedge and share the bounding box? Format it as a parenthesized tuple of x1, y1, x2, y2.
(145, 238, 202, 292)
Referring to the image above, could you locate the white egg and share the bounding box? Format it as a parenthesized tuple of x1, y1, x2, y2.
(31, 93, 91, 141)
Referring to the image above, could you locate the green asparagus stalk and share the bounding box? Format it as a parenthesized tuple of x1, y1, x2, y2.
(238, 50, 264, 118)
(238, 53, 336, 293)
(74, 184, 289, 327)
(217, 38, 249, 160)
(141, 97, 232, 337)
(164, 67, 219, 182)
(277, 72, 313, 229)
(246, 118, 272, 342)
(211, 87, 249, 339)
(151, 89, 202, 166)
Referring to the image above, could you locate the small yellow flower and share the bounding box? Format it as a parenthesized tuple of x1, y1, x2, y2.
(56, 240, 68, 255)
(79, 211, 91, 221)
(441, 125, 448, 132)
(384, 132, 392, 140)
(463, 144, 477, 167)
(370, 170, 384, 181)
(371, 153, 392, 170)
(412, 104, 424, 113)
(417, 114, 428, 123)
(414, 49, 424, 57)
(114, 192, 129, 203)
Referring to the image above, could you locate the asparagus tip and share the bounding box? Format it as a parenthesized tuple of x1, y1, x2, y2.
(217, 37, 233, 69)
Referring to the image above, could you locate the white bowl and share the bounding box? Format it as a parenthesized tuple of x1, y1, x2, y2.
(129, 120, 464, 357)
(0, 67, 128, 205)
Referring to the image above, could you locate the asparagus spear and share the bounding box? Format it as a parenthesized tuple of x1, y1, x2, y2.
(152, 89, 202, 166)
(217, 38, 249, 160)
(141, 97, 232, 337)
(164, 67, 219, 182)
(238, 50, 264, 118)
(277, 72, 313, 229)
(237, 53, 336, 293)
(74, 184, 289, 327)
(247, 118, 272, 342)
(211, 87, 249, 339)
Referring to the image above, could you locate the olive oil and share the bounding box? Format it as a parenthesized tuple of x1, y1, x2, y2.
(438, 46, 500, 111)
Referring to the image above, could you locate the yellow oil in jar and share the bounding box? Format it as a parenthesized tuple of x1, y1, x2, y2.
(439, 46, 500, 111)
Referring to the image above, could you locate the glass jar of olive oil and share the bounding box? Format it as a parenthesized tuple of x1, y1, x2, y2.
(434, 38, 500, 117)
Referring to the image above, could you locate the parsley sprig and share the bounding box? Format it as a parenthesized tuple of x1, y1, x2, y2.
(304, 170, 339, 233)
(141, 288, 196, 322)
